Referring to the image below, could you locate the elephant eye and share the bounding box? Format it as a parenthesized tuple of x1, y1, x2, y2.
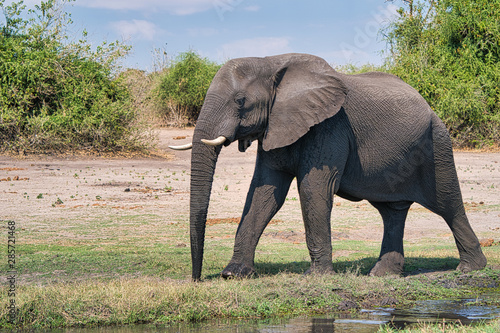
(235, 97, 246, 109)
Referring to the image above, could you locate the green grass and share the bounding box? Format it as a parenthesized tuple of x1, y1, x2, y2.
(380, 320, 500, 333)
(1, 212, 499, 330)
(4, 270, 498, 330)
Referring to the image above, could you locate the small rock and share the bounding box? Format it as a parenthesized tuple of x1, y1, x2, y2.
(480, 238, 494, 247)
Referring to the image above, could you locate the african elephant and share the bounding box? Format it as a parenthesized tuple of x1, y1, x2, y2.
(169, 53, 487, 280)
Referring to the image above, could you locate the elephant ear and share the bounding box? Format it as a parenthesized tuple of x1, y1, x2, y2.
(262, 54, 347, 151)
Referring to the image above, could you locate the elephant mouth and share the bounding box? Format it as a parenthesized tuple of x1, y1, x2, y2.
(237, 130, 263, 152)
(238, 139, 253, 152)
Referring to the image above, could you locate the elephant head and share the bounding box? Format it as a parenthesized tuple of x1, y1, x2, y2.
(170, 53, 347, 280)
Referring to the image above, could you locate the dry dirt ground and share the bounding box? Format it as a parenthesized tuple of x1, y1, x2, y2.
(1, 128, 499, 254)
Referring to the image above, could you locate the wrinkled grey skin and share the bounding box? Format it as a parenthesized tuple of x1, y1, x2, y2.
(187, 53, 487, 280)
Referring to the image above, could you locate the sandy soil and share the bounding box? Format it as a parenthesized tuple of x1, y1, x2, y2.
(1, 128, 499, 246)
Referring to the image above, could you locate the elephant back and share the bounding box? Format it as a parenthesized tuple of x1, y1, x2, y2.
(339, 72, 434, 175)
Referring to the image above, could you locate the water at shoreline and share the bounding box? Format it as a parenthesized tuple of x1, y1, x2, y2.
(49, 295, 500, 333)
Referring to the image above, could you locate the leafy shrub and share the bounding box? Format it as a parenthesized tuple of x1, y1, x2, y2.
(384, 0, 500, 147)
(0, 0, 144, 153)
(154, 51, 221, 126)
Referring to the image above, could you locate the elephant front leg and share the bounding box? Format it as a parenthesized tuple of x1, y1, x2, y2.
(369, 201, 412, 276)
(222, 166, 293, 279)
(298, 171, 337, 274)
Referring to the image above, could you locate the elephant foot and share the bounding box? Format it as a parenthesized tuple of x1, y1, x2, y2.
(369, 252, 404, 277)
(304, 263, 334, 275)
(457, 251, 487, 273)
(221, 262, 255, 279)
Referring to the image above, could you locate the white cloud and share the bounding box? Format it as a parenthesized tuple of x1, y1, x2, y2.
(77, 0, 215, 15)
(244, 6, 260, 12)
(217, 37, 293, 61)
(110, 20, 160, 41)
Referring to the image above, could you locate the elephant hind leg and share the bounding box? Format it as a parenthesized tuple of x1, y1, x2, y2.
(423, 190, 487, 272)
(445, 213, 487, 273)
(423, 115, 487, 272)
(423, 192, 487, 272)
(369, 201, 412, 276)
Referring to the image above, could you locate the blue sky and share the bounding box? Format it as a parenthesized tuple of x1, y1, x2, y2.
(5, 0, 400, 70)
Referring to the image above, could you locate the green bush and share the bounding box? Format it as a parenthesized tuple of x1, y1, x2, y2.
(384, 0, 500, 147)
(0, 0, 143, 153)
(155, 51, 221, 126)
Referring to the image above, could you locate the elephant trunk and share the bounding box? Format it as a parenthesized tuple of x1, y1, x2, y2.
(189, 107, 225, 280)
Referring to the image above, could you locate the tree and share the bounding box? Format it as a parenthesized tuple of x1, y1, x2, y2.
(0, 0, 141, 152)
(155, 51, 221, 126)
(384, 0, 500, 146)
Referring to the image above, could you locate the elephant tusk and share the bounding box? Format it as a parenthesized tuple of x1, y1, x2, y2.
(201, 136, 227, 146)
(168, 142, 193, 150)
